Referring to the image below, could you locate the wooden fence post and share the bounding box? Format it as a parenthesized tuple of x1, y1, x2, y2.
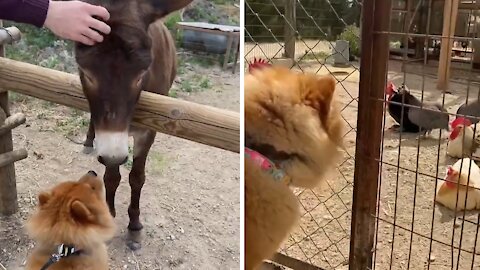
(0, 21, 27, 215)
(437, 0, 459, 90)
(349, 0, 391, 269)
(283, 0, 296, 60)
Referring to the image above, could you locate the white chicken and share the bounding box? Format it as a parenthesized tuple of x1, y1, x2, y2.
(436, 158, 480, 210)
(446, 117, 480, 158)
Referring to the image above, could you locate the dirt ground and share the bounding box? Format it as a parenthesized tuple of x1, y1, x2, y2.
(242, 55, 480, 270)
(0, 61, 239, 269)
(373, 61, 480, 270)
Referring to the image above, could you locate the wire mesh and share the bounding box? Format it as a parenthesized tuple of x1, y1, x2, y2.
(245, 0, 361, 268)
(370, 0, 480, 270)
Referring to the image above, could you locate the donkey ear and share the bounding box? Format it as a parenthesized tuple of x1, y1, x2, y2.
(145, 0, 194, 22)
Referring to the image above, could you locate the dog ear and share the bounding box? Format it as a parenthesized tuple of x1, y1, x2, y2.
(143, 0, 193, 24)
(71, 200, 94, 222)
(304, 75, 337, 121)
(38, 192, 51, 207)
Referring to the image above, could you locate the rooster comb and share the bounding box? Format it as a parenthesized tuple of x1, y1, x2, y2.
(447, 166, 454, 175)
(248, 58, 271, 72)
(451, 117, 472, 129)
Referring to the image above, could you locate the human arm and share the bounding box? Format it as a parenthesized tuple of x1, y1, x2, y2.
(0, 0, 49, 28)
(0, 0, 111, 45)
(44, 0, 111, 45)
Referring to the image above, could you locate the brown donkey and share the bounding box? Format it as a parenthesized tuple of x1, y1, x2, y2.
(74, 0, 193, 249)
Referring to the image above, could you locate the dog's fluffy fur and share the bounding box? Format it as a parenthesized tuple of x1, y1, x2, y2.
(245, 66, 344, 270)
(25, 172, 116, 270)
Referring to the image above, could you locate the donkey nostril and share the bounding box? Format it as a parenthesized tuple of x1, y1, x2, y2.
(87, 170, 97, 177)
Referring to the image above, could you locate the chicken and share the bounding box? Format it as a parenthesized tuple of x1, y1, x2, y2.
(447, 117, 477, 158)
(456, 99, 480, 124)
(386, 82, 449, 136)
(248, 58, 271, 73)
(385, 82, 421, 133)
(436, 158, 480, 211)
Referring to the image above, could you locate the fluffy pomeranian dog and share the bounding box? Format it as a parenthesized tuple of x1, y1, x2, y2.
(245, 60, 344, 270)
(25, 171, 116, 270)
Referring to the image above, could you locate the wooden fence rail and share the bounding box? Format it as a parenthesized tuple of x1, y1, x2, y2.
(0, 57, 240, 153)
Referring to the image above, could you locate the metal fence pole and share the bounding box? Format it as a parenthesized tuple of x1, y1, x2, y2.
(349, 0, 392, 269)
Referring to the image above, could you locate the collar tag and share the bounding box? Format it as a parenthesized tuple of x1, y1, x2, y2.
(40, 244, 81, 270)
(245, 147, 288, 183)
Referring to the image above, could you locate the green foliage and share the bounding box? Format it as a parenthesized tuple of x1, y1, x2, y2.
(199, 77, 211, 89)
(245, 0, 360, 42)
(55, 110, 89, 137)
(183, 1, 238, 25)
(181, 80, 194, 92)
(14, 23, 57, 49)
(338, 24, 360, 57)
(165, 12, 182, 30)
(169, 89, 178, 98)
(302, 51, 329, 61)
(124, 146, 134, 169)
(212, 0, 235, 4)
(3, 21, 75, 71)
(148, 151, 169, 174)
(178, 75, 211, 93)
(181, 54, 216, 68)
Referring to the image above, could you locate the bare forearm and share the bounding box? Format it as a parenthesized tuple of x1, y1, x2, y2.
(0, 0, 49, 27)
(0, 0, 110, 46)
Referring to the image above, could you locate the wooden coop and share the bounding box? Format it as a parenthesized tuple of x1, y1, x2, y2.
(390, 0, 480, 90)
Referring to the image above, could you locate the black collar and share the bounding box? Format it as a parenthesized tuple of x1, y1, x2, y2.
(40, 244, 83, 270)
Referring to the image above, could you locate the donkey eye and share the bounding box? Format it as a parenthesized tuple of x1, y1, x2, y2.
(82, 72, 94, 85)
(136, 71, 146, 88)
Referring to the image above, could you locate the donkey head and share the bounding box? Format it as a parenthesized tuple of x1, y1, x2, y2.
(75, 0, 193, 166)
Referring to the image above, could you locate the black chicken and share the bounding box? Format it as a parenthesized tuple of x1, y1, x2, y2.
(386, 82, 421, 132)
(385, 82, 449, 135)
(456, 99, 480, 124)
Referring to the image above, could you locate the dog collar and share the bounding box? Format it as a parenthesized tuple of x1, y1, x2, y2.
(245, 147, 289, 183)
(40, 244, 83, 270)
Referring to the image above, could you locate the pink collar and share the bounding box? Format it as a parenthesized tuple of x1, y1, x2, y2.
(245, 147, 288, 183)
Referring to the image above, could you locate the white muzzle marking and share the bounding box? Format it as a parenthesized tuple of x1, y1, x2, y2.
(94, 131, 129, 163)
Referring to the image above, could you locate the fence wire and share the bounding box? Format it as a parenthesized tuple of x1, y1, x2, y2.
(245, 0, 361, 269)
(371, 0, 480, 270)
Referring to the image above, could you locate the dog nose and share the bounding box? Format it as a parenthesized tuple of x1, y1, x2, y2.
(98, 155, 128, 166)
(87, 170, 97, 177)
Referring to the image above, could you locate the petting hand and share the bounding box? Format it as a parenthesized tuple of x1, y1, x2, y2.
(43, 0, 111, 46)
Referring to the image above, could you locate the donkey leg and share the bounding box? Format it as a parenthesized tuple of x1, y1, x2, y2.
(83, 116, 95, 154)
(104, 165, 121, 217)
(126, 129, 156, 250)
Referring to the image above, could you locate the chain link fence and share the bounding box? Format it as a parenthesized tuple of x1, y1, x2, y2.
(245, 0, 361, 268)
